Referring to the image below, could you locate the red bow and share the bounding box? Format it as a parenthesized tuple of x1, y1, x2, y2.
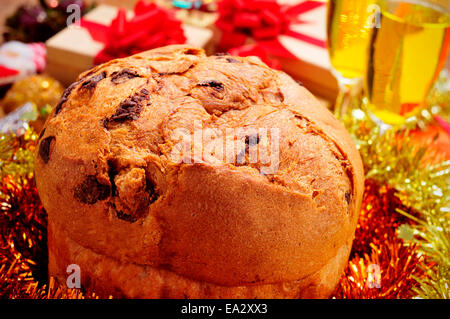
(81, 1, 186, 64)
(229, 44, 281, 69)
(215, 0, 326, 68)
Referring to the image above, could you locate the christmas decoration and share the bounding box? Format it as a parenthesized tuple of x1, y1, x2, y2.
(0, 103, 38, 135)
(0, 75, 64, 133)
(171, 0, 217, 12)
(0, 126, 37, 179)
(156, 0, 218, 28)
(45, 3, 213, 86)
(3, 0, 94, 44)
(0, 42, 46, 86)
(331, 71, 450, 298)
(332, 180, 427, 298)
(1, 75, 64, 115)
(83, 1, 186, 64)
(0, 175, 99, 299)
(215, 0, 338, 100)
(229, 44, 281, 69)
(215, 0, 326, 54)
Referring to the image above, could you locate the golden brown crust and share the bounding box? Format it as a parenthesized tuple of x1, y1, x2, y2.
(35, 45, 364, 298)
(49, 221, 353, 299)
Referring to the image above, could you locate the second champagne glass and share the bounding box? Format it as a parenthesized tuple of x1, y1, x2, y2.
(364, 0, 450, 126)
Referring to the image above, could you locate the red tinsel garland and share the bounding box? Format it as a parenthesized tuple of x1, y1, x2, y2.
(332, 180, 427, 298)
(0, 176, 47, 298)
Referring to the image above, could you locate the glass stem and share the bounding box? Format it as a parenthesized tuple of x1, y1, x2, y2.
(333, 76, 362, 119)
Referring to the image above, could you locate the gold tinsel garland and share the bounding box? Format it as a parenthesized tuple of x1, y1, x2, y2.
(0, 76, 449, 298)
(332, 180, 427, 298)
(0, 127, 37, 180)
(334, 71, 450, 298)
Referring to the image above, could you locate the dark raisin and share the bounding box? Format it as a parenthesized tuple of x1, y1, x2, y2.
(115, 210, 138, 223)
(214, 52, 230, 56)
(245, 134, 260, 151)
(103, 102, 141, 126)
(296, 80, 304, 86)
(236, 134, 261, 164)
(74, 175, 110, 205)
(110, 68, 140, 84)
(197, 80, 224, 90)
(158, 72, 177, 76)
(54, 80, 81, 115)
(81, 71, 106, 90)
(146, 178, 159, 205)
(226, 57, 241, 63)
(38, 128, 46, 141)
(345, 191, 351, 204)
(242, 134, 260, 159)
(184, 48, 200, 55)
(106, 172, 135, 222)
(107, 159, 118, 197)
(103, 88, 150, 128)
(38, 136, 55, 164)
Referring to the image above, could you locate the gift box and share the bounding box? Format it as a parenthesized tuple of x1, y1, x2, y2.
(46, 4, 214, 86)
(214, 0, 338, 101)
(277, 0, 338, 101)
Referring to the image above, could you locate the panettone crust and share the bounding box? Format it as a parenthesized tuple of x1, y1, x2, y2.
(34, 45, 364, 298)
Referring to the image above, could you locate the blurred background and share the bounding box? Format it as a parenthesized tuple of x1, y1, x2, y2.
(0, 1, 139, 38)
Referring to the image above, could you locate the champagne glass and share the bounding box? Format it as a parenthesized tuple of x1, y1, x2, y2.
(327, 0, 377, 117)
(364, 0, 450, 126)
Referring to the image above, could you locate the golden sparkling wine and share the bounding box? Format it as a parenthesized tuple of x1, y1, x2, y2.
(365, 0, 450, 125)
(327, 0, 377, 81)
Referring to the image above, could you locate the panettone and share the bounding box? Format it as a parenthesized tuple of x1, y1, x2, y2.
(34, 45, 364, 298)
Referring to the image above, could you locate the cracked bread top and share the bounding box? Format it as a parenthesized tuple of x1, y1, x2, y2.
(35, 45, 364, 287)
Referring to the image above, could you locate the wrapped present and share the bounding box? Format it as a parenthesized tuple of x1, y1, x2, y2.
(46, 3, 214, 86)
(215, 0, 338, 101)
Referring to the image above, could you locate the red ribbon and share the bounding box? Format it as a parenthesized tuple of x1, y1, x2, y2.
(435, 115, 450, 137)
(215, 0, 326, 68)
(229, 44, 281, 69)
(80, 1, 186, 65)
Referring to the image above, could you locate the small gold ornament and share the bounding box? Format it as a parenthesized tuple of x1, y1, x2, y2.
(0, 75, 64, 133)
(1, 75, 64, 114)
